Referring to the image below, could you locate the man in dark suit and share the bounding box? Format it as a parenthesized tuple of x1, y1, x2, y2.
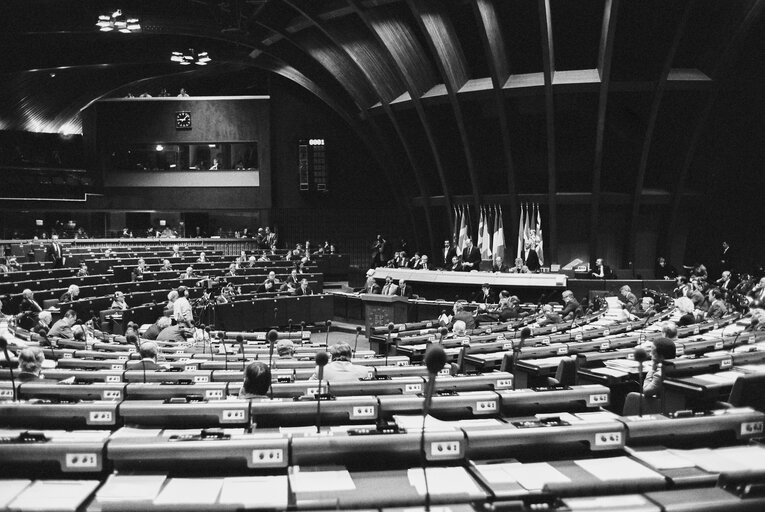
(560, 290, 583, 320)
(655, 257, 678, 280)
(295, 278, 313, 296)
(397, 280, 413, 299)
(48, 309, 77, 339)
(47, 234, 64, 268)
(126, 341, 167, 371)
(591, 258, 614, 279)
(475, 283, 497, 304)
(719, 241, 733, 273)
(461, 238, 481, 271)
(491, 256, 509, 273)
(441, 240, 458, 268)
(521, 240, 540, 272)
(19, 288, 43, 330)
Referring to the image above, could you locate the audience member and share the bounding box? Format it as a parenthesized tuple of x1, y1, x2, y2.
(238, 362, 271, 398)
(17, 347, 47, 382)
(111, 291, 129, 310)
(310, 343, 370, 382)
(48, 309, 77, 339)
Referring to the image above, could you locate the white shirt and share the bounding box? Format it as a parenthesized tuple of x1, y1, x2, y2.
(173, 296, 193, 325)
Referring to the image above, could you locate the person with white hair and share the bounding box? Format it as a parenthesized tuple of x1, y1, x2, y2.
(59, 284, 80, 303)
(674, 296, 697, 326)
(17, 347, 47, 382)
(111, 291, 129, 310)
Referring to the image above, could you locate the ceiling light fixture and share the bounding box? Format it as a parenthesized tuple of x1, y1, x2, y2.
(170, 48, 212, 66)
(96, 9, 141, 33)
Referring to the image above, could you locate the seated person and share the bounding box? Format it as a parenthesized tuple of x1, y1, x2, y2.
(591, 258, 614, 279)
(126, 341, 167, 371)
(77, 262, 89, 277)
(160, 259, 173, 271)
(48, 309, 77, 339)
(475, 283, 497, 304)
(412, 254, 430, 270)
(674, 296, 697, 326)
(59, 284, 80, 303)
(448, 255, 464, 272)
(226, 263, 239, 277)
(361, 269, 381, 294)
(156, 320, 191, 343)
(238, 362, 272, 399)
(309, 343, 370, 382)
(706, 288, 728, 319)
(634, 296, 656, 318)
(643, 337, 677, 398)
(448, 320, 468, 338)
(381, 276, 399, 295)
(180, 266, 197, 279)
(111, 291, 129, 310)
(498, 292, 523, 321)
(33, 310, 53, 338)
(560, 290, 583, 320)
(610, 302, 637, 322)
(508, 257, 530, 274)
(17, 347, 48, 382)
(618, 285, 638, 313)
(397, 279, 414, 299)
(276, 339, 295, 359)
(197, 252, 207, 263)
(143, 316, 171, 341)
(18, 288, 43, 330)
(132, 259, 147, 281)
(492, 256, 509, 273)
(537, 303, 563, 327)
(747, 307, 765, 331)
(295, 278, 314, 296)
(450, 300, 476, 331)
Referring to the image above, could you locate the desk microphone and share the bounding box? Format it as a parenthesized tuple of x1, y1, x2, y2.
(511, 327, 532, 390)
(287, 318, 293, 334)
(568, 316, 578, 342)
(267, 329, 278, 369)
(325, 320, 332, 347)
(236, 335, 245, 372)
(439, 327, 448, 344)
(353, 326, 362, 356)
(222, 333, 229, 371)
(734, 319, 758, 352)
(385, 322, 395, 366)
(634, 346, 649, 417)
(420, 344, 446, 512)
(0, 336, 16, 402)
(315, 351, 329, 433)
(273, 305, 278, 327)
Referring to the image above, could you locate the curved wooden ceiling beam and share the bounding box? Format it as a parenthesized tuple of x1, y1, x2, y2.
(348, 0, 455, 229)
(471, 0, 519, 242)
(625, 0, 692, 267)
(588, 0, 620, 267)
(406, 0, 482, 220)
(271, 1, 435, 252)
(662, 0, 765, 257)
(538, 0, 558, 264)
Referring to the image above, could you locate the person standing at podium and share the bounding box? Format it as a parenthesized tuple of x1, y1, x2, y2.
(461, 238, 481, 271)
(521, 239, 540, 272)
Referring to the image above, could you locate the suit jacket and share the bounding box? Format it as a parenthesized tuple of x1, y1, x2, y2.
(413, 260, 429, 270)
(295, 285, 314, 296)
(48, 318, 73, 339)
(461, 246, 481, 270)
(398, 284, 413, 299)
(20, 297, 43, 315)
(619, 292, 638, 312)
(707, 300, 728, 319)
(126, 359, 162, 371)
(475, 290, 497, 304)
(47, 242, 64, 265)
(381, 283, 399, 296)
(561, 299, 583, 320)
(442, 247, 458, 268)
(492, 263, 509, 273)
(522, 249, 540, 272)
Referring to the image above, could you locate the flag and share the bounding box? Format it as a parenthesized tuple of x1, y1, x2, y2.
(493, 205, 506, 262)
(534, 203, 544, 265)
(479, 206, 492, 260)
(458, 205, 469, 252)
(451, 206, 460, 248)
(516, 203, 525, 259)
(523, 203, 532, 251)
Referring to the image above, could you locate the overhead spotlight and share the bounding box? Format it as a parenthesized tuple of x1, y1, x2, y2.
(96, 9, 140, 33)
(170, 48, 212, 66)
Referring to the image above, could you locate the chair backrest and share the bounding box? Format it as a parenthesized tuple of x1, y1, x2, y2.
(554, 358, 577, 386)
(728, 373, 765, 411)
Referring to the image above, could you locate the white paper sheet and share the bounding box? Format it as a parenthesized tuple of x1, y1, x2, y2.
(218, 476, 288, 509)
(96, 474, 166, 502)
(9, 480, 100, 511)
(507, 462, 571, 490)
(575, 456, 663, 481)
(407, 467, 482, 496)
(289, 469, 356, 493)
(626, 449, 696, 470)
(153, 478, 223, 505)
(0, 480, 31, 509)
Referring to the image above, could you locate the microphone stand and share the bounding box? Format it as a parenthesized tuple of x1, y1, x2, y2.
(352, 326, 362, 356)
(637, 360, 644, 417)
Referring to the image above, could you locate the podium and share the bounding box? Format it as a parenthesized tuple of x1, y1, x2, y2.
(361, 294, 408, 340)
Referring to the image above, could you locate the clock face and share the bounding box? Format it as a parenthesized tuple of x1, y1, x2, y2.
(175, 111, 192, 129)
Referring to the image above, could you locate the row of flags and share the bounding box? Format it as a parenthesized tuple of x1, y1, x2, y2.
(517, 202, 544, 265)
(450, 203, 544, 264)
(452, 204, 506, 260)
